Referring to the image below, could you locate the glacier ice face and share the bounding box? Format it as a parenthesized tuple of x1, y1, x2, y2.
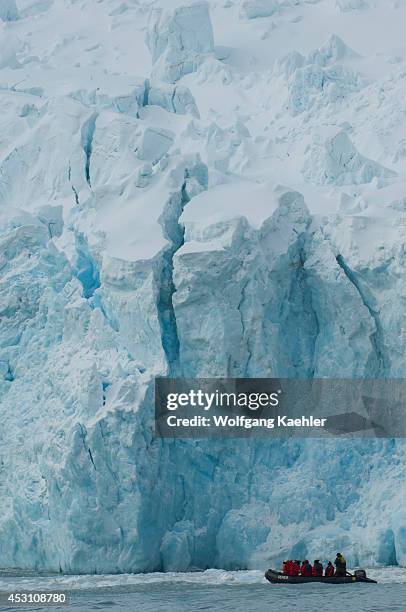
(307, 35, 359, 67)
(285, 36, 365, 115)
(147, 82, 200, 118)
(274, 50, 305, 79)
(0, 32, 21, 69)
(147, 1, 214, 83)
(336, 0, 368, 11)
(288, 64, 362, 115)
(136, 127, 175, 165)
(239, 0, 279, 19)
(1, 0, 406, 575)
(70, 79, 199, 119)
(0, 0, 19, 21)
(303, 131, 397, 186)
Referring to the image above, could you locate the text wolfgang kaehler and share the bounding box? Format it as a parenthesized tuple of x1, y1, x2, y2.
(165, 390, 327, 430)
(166, 414, 327, 429)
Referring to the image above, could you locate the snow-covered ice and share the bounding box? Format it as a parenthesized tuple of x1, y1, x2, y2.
(239, 0, 279, 20)
(147, 1, 214, 82)
(303, 130, 396, 186)
(0, 0, 19, 22)
(1, 0, 406, 574)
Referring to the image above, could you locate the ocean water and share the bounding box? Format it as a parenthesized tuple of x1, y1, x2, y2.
(0, 568, 405, 612)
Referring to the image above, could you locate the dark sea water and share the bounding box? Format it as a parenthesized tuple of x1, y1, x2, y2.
(0, 569, 404, 612)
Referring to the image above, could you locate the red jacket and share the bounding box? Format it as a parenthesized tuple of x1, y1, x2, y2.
(312, 562, 323, 576)
(282, 561, 289, 574)
(291, 562, 300, 576)
(301, 562, 312, 577)
(325, 564, 334, 577)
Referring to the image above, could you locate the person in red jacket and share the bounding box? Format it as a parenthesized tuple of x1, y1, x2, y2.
(291, 560, 300, 576)
(282, 560, 289, 574)
(301, 560, 312, 577)
(312, 560, 323, 576)
(325, 561, 334, 577)
(286, 560, 294, 575)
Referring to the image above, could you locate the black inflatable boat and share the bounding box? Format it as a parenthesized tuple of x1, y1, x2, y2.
(265, 569, 377, 584)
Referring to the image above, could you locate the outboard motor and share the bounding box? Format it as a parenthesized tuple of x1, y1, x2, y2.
(354, 569, 367, 579)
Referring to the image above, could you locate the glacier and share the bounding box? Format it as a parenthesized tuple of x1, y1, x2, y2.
(0, 1, 19, 22)
(1, 0, 406, 574)
(147, 1, 214, 83)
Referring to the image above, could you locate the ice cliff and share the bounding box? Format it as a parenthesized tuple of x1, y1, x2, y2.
(0, 1, 19, 22)
(1, 0, 406, 573)
(147, 1, 214, 83)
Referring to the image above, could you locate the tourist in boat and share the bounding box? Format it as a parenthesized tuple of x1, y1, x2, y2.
(300, 560, 312, 577)
(291, 560, 301, 576)
(312, 559, 323, 576)
(325, 561, 334, 576)
(282, 560, 289, 574)
(334, 553, 347, 577)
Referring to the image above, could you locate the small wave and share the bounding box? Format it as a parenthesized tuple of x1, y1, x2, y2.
(0, 570, 265, 592)
(362, 567, 406, 584)
(1, 567, 406, 591)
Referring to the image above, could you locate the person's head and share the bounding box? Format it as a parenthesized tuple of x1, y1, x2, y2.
(314, 560, 319, 563)
(336, 553, 342, 557)
(295, 560, 300, 564)
(328, 561, 332, 565)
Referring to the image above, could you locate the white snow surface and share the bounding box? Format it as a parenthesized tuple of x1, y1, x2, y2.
(1, 0, 406, 573)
